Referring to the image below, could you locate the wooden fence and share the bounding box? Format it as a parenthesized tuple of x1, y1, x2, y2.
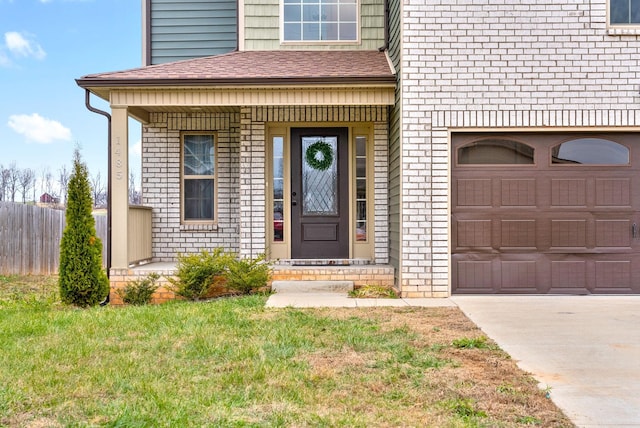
(0, 202, 107, 275)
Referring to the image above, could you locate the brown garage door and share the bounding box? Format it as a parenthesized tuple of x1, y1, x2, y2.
(452, 133, 640, 294)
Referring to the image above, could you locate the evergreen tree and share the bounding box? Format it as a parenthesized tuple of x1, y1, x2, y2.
(58, 149, 109, 306)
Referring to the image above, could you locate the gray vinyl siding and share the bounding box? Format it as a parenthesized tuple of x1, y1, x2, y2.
(149, 0, 237, 65)
(386, 0, 401, 282)
(244, 0, 385, 50)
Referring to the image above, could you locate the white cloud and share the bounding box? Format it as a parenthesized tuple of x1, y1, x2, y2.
(8, 113, 72, 144)
(4, 32, 46, 60)
(0, 51, 10, 67)
(130, 139, 142, 157)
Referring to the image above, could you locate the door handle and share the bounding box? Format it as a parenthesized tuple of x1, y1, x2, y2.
(633, 223, 638, 239)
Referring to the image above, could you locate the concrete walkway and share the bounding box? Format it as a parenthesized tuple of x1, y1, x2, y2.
(266, 293, 640, 427)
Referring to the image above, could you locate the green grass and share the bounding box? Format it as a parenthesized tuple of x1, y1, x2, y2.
(0, 276, 574, 427)
(0, 294, 440, 426)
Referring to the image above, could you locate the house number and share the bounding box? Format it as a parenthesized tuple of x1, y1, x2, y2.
(115, 137, 123, 180)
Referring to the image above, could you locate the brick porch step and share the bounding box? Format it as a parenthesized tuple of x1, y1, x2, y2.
(271, 280, 354, 294)
(270, 264, 395, 289)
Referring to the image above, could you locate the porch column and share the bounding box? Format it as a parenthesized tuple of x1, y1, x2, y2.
(110, 106, 129, 269)
(239, 107, 266, 258)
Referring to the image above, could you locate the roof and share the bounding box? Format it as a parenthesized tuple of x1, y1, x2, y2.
(77, 50, 396, 88)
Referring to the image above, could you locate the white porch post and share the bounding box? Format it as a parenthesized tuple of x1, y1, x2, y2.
(110, 106, 129, 269)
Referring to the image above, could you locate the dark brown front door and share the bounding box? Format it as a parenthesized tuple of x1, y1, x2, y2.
(291, 127, 349, 259)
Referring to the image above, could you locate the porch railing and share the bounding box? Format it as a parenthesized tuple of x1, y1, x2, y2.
(128, 205, 152, 265)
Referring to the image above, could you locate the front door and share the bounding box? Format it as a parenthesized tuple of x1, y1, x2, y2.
(291, 127, 349, 258)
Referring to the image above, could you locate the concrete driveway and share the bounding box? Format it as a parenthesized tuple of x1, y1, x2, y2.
(451, 296, 640, 428)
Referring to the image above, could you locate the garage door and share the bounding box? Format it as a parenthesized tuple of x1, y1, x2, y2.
(452, 133, 640, 294)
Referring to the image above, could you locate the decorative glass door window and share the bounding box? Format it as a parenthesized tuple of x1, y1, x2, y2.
(302, 137, 338, 215)
(283, 0, 358, 42)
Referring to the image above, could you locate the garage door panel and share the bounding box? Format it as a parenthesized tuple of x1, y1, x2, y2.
(500, 220, 536, 248)
(500, 261, 537, 290)
(551, 179, 587, 207)
(595, 260, 631, 290)
(456, 179, 492, 207)
(595, 178, 631, 207)
(550, 260, 588, 292)
(454, 219, 492, 249)
(501, 179, 536, 206)
(595, 219, 631, 247)
(551, 220, 587, 248)
(454, 259, 494, 292)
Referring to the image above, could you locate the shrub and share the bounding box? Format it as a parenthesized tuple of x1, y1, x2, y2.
(348, 284, 398, 299)
(58, 149, 109, 307)
(117, 273, 160, 305)
(225, 253, 271, 294)
(167, 249, 234, 300)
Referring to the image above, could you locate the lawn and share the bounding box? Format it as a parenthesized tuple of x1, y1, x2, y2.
(0, 275, 574, 427)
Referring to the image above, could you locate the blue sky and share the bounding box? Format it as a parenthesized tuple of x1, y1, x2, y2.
(0, 0, 142, 196)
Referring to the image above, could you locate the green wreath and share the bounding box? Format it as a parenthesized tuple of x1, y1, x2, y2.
(305, 140, 334, 171)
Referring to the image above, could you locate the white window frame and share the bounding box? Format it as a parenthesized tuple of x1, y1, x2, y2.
(181, 132, 218, 224)
(608, 0, 640, 34)
(280, 0, 360, 45)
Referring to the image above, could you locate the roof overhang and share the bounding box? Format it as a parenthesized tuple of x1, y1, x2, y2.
(76, 50, 397, 123)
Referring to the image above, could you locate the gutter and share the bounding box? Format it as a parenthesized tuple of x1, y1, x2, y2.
(379, 0, 390, 52)
(76, 76, 398, 89)
(84, 89, 111, 306)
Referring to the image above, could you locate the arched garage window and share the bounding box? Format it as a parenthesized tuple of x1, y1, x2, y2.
(458, 139, 534, 164)
(551, 138, 629, 165)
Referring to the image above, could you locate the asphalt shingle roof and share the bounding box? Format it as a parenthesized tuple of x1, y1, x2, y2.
(77, 50, 396, 87)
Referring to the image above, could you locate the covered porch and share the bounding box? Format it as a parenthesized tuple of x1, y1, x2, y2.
(76, 51, 397, 303)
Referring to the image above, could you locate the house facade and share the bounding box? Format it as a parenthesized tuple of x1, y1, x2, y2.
(77, 0, 640, 301)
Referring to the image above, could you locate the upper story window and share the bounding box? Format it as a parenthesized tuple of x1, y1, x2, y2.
(551, 138, 629, 165)
(283, 0, 358, 42)
(182, 133, 217, 223)
(610, 0, 640, 25)
(458, 139, 535, 165)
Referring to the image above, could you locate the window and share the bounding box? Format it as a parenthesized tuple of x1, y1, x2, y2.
(610, 0, 640, 25)
(272, 136, 285, 242)
(355, 136, 367, 241)
(552, 138, 629, 165)
(182, 133, 216, 222)
(283, 0, 358, 42)
(458, 139, 535, 165)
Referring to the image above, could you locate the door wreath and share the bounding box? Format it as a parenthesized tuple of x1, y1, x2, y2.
(305, 140, 334, 171)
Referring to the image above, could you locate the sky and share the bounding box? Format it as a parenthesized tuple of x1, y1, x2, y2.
(0, 0, 142, 197)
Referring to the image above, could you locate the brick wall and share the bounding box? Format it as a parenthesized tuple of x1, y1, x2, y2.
(398, 0, 640, 296)
(142, 112, 241, 260)
(142, 107, 390, 264)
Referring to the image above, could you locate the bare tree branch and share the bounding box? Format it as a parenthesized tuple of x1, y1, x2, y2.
(18, 168, 35, 203)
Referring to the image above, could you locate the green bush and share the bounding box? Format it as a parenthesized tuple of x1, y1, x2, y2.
(167, 250, 271, 300)
(58, 149, 109, 307)
(167, 249, 234, 301)
(225, 253, 271, 294)
(117, 273, 160, 305)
